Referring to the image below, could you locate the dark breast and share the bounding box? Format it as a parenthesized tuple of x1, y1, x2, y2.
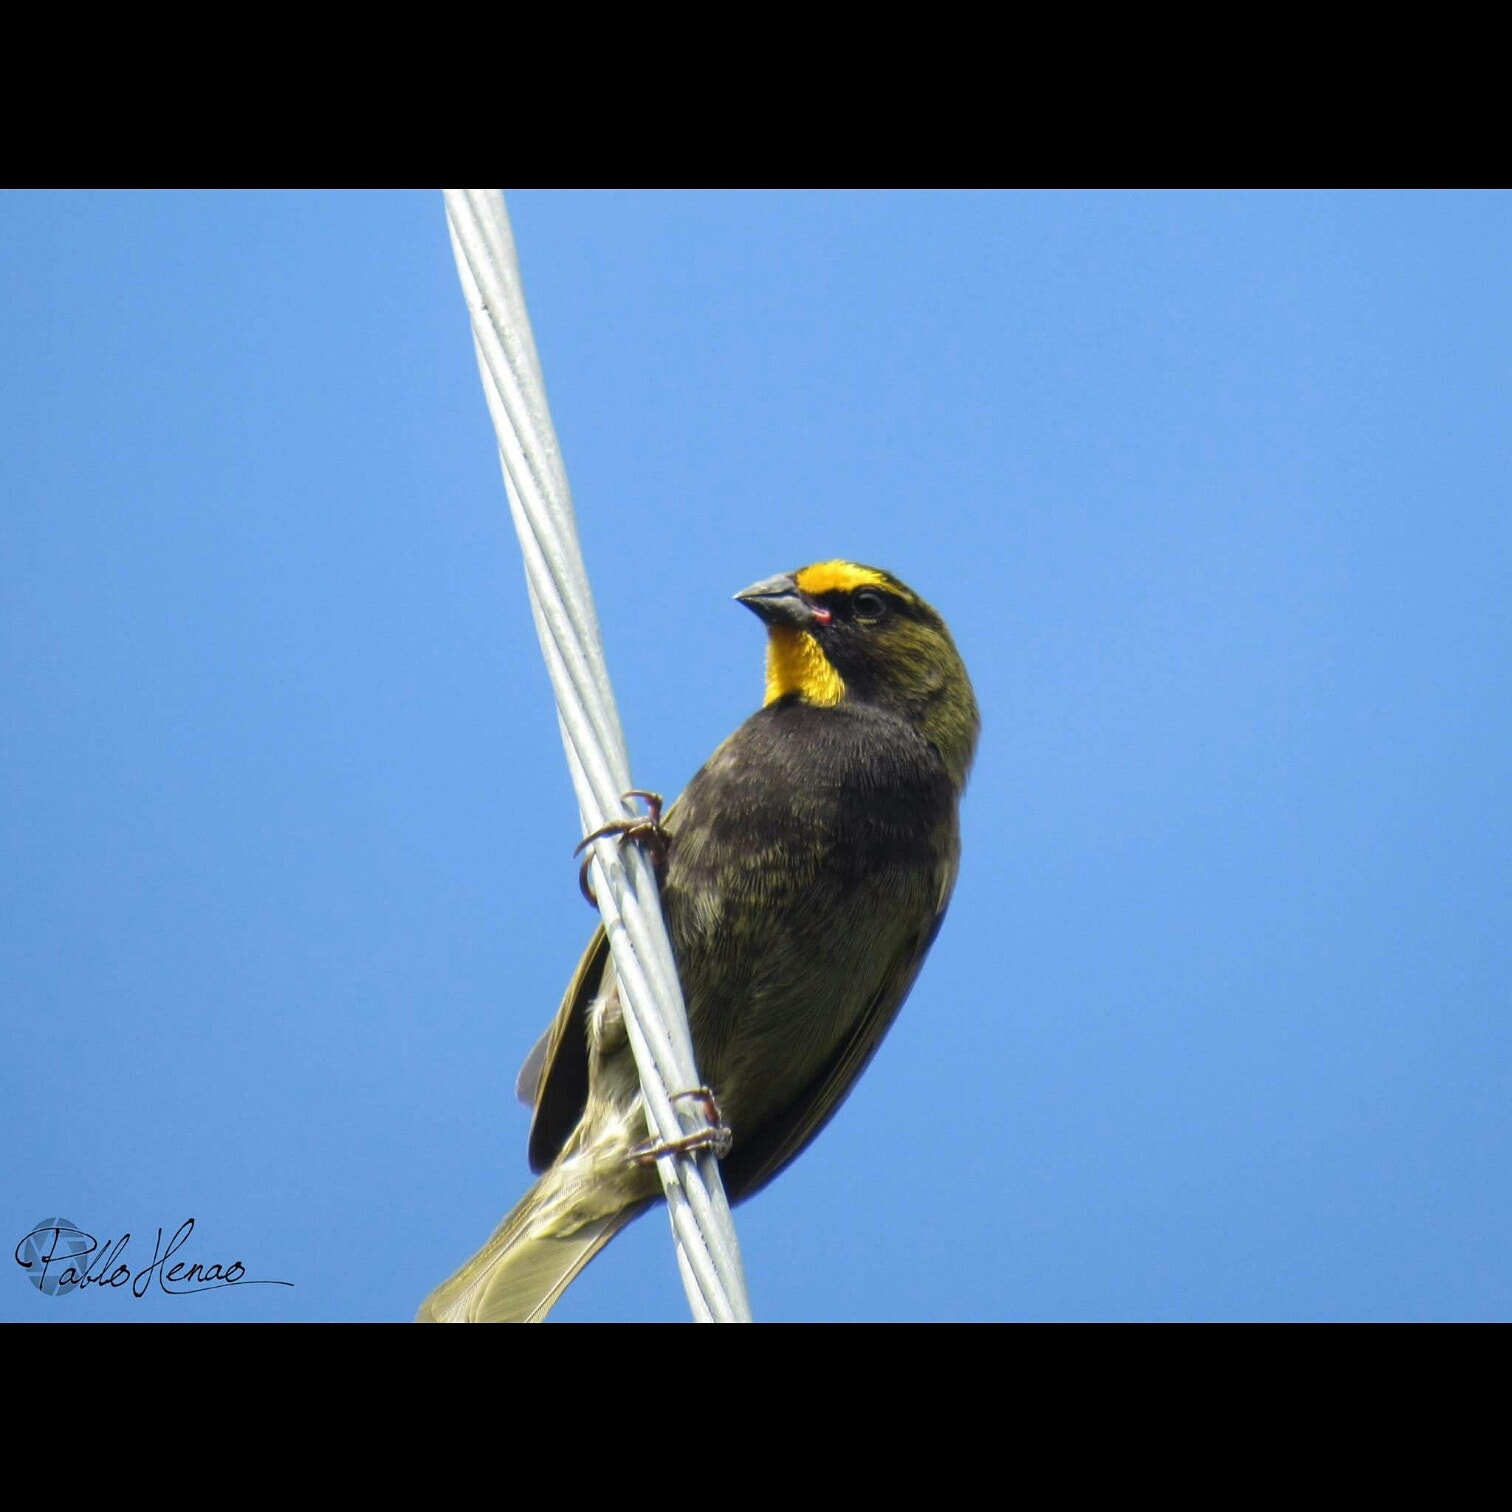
(660, 696, 959, 1167)
(672, 697, 953, 878)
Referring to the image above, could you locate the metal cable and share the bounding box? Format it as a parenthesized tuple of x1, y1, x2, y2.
(443, 189, 752, 1323)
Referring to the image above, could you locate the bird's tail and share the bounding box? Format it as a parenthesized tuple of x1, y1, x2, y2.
(417, 1173, 650, 1323)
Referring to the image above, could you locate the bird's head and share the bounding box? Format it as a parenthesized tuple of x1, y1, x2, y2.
(736, 560, 979, 787)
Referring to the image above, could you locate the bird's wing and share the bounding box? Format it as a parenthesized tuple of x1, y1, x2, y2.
(521, 925, 609, 1173)
(720, 895, 951, 1204)
(519, 793, 690, 1171)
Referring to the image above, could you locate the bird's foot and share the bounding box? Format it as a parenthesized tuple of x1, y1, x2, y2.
(576, 791, 669, 906)
(630, 1087, 733, 1165)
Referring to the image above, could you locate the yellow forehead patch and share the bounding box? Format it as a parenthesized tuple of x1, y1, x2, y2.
(794, 560, 891, 597)
(764, 627, 846, 708)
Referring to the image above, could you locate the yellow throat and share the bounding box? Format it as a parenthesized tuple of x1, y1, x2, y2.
(764, 627, 845, 707)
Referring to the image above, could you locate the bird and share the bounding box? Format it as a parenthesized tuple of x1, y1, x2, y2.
(417, 560, 979, 1322)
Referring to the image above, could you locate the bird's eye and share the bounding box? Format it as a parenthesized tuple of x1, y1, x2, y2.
(853, 590, 888, 622)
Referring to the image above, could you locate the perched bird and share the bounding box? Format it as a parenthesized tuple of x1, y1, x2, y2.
(418, 560, 979, 1322)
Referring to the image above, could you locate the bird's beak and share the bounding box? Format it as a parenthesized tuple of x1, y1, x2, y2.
(735, 573, 814, 630)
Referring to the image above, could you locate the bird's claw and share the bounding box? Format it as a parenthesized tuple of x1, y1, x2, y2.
(630, 1087, 733, 1166)
(576, 791, 669, 906)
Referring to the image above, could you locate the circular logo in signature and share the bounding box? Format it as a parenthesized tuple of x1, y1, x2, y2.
(19, 1218, 90, 1296)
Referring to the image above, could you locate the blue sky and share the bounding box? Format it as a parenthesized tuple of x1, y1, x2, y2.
(3, 189, 1508, 1322)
